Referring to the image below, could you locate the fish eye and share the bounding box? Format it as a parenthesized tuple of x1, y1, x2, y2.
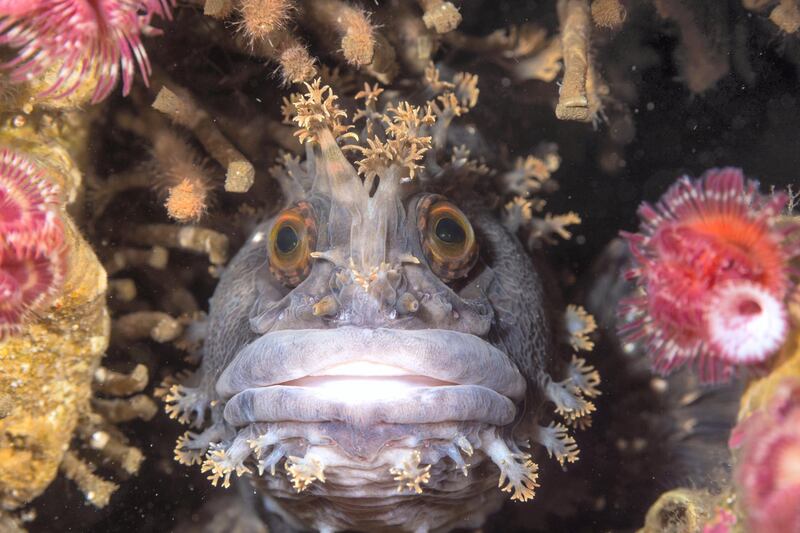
(276, 225, 299, 254)
(417, 195, 478, 282)
(268, 201, 317, 287)
(435, 217, 466, 244)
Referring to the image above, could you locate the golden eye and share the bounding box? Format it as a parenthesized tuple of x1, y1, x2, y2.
(418, 195, 478, 281)
(268, 201, 317, 287)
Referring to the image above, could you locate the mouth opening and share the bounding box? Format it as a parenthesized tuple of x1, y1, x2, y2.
(279, 361, 456, 401)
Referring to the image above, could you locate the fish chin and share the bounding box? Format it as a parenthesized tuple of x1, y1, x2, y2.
(210, 327, 531, 532)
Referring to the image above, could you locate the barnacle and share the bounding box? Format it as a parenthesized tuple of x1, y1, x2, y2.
(500, 154, 557, 197)
(565, 304, 598, 352)
(286, 453, 326, 492)
(568, 355, 602, 399)
(546, 377, 597, 424)
(536, 422, 580, 466)
(482, 434, 540, 502)
(353, 100, 435, 181)
(291, 79, 355, 145)
(390, 450, 432, 494)
(201, 438, 253, 489)
(173, 423, 229, 466)
(164, 384, 209, 426)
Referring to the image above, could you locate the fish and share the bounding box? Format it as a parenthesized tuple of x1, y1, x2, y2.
(165, 74, 598, 532)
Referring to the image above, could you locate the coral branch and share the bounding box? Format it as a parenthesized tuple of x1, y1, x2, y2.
(113, 311, 183, 343)
(85, 428, 145, 475)
(153, 86, 254, 193)
(556, 0, 592, 122)
(126, 224, 229, 265)
(92, 395, 159, 423)
(104, 246, 169, 276)
(93, 364, 149, 396)
(653, 0, 730, 93)
(107, 278, 137, 303)
(770, 0, 800, 33)
(60, 451, 118, 508)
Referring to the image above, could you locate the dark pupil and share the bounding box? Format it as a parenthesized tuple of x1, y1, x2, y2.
(435, 217, 465, 244)
(276, 225, 299, 254)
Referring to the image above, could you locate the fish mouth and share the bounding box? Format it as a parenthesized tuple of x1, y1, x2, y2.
(216, 327, 526, 427)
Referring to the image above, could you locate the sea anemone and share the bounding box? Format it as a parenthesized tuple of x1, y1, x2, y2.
(0, 148, 66, 336)
(618, 167, 800, 383)
(0, 0, 173, 103)
(731, 379, 800, 532)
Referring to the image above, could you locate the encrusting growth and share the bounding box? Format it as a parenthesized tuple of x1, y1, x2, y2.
(0, 148, 65, 337)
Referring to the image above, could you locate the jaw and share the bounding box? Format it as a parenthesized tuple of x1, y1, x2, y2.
(210, 328, 536, 532)
(216, 326, 526, 432)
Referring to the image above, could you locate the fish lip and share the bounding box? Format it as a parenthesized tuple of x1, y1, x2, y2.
(215, 326, 527, 402)
(223, 385, 518, 426)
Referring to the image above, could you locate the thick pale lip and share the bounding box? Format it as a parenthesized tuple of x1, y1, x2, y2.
(216, 327, 526, 427)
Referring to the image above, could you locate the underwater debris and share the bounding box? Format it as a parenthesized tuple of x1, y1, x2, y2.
(618, 168, 800, 383)
(0, 0, 173, 104)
